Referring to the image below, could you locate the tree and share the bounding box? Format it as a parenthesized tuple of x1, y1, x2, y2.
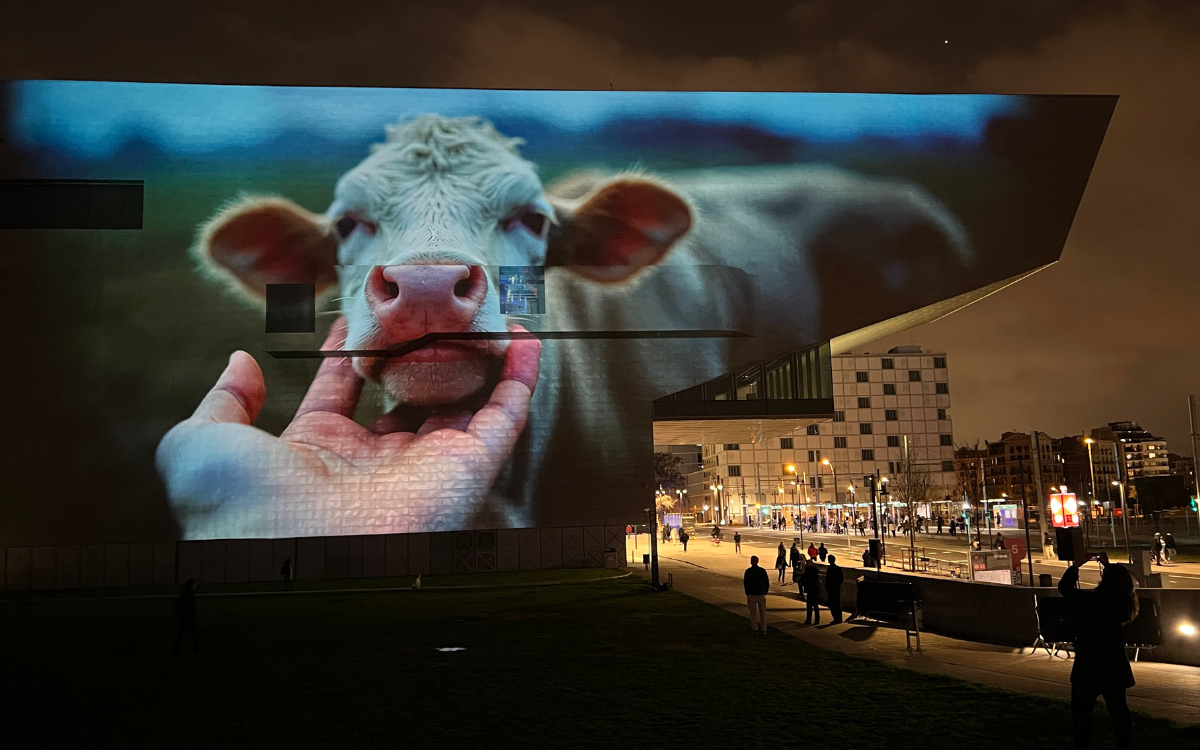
(654, 451, 686, 491)
(891, 440, 938, 565)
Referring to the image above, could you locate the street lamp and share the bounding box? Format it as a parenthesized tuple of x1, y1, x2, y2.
(846, 483, 856, 551)
(1113, 480, 1132, 563)
(1084, 438, 1099, 546)
(822, 457, 838, 533)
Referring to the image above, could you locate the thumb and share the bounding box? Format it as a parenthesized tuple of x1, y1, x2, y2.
(191, 351, 266, 425)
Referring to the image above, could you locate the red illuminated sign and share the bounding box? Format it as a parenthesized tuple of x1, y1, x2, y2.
(1050, 492, 1080, 528)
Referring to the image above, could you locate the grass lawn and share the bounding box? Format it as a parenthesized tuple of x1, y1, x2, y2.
(4, 571, 1196, 749)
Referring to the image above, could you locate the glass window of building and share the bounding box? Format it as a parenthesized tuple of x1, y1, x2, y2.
(940, 435, 953, 446)
(936, 383, 949, 394)
(764, 355, 795, 400)
(885, 409, 898, 421)
(833, 411, 845, 422)
(834, 437, 847, 448)
(856, 371, 869, 383)
(908, 371, 922, 382)
(938, 408, 947, 420)
(807, 424, 820, 435)
(857, 397, 870, 408)
(887, 435, 900, 447)
(934, 357, 946, 369)
(736, 366, 762, 400)
(883, 384, 896, 395)
(862, 449, 875, 460)
(780, 437, 793, 449)
(728, 465, 741, 476)
(708, 374, 733, 401)
(807, 450, 815, 462)
(724, 443, 740, 450)
(881, 358, 894, 369)
(859, 423, 873, 435)
(942, 460, 955, 471)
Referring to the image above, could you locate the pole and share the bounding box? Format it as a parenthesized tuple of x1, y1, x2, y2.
(1030, 431, 1049, 553)
(647, 506, 660, 588)
(1086, 439, 1099, 547)
(904, 436, 916, 569)
(1114, 442, 1132, 563)
(1017, 455, 1034, 587)
(976, 456, 984, 548)
(870, 473, 880, 540)
(1190, 395, 1200, 533)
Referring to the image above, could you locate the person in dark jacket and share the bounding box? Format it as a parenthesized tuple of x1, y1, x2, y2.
(743, 555, 771, 635)
(1059, 551, 1138, 750)
(174, 579, 200, 656)
(789, 542, 802, 569)
(733, 531, 742, 554)
(800, 560, 822, 624)
(680, 530, 689, 552)
(825, 555, 845, 623)
(817, 542, 828, 562)
(774, 543, 788, 583)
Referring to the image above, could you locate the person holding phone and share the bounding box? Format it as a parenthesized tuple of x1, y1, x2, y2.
(1058, 551, 1138, 750)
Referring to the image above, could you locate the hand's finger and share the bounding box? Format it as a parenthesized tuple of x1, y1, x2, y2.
(466, 327, 541, 457)
(293, 317, 362, 420)
(417, 411, 473, 435)
(501, 324, 541, 393)
(191, 351, 266, 425)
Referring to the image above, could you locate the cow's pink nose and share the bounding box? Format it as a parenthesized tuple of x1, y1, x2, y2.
(366, 264, 487, 341)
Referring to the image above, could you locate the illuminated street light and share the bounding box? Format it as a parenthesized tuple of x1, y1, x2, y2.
(1181, 623, 1197, 637)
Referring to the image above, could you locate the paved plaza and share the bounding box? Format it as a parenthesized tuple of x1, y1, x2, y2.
(632, 532, 1200, 725)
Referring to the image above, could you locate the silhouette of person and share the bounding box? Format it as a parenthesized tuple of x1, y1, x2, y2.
(1059, 551, 1138, 750)
(174, 579, 200, 656)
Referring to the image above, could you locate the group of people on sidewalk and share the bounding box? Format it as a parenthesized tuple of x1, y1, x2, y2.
(743, 544, 845, 634)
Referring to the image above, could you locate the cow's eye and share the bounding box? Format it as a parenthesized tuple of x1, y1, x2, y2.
(506, 209, 549, 240)
(335, 214, 376, 240)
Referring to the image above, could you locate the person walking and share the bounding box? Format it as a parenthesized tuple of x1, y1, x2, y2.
(800, 560, 822, 624)
(807, 542, 818, 561)
(936, 515, 944, 535)
(789, 542, 802, 569)
(280, 557, 294, 589)
(662, 523, 672, 545)
(817, 542, 828, 562)
(949, 518, 957, 537)
(1164, 532, 1178, 564)
(825, 554, 845, 623)
(1059, 551, 1138, 750)
(1151, 533, 1164, 566)
(734, 531, 742, 554)
(743, 555, 770, 635)
(774, 544, 788, 583)
(173, 579, 201, 656)
(680, 529, 689, 552)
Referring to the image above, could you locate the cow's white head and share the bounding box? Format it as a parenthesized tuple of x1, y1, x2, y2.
(195, 115, 691, 407)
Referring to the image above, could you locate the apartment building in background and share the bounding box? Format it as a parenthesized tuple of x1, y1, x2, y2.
(692, 346, 956, 524)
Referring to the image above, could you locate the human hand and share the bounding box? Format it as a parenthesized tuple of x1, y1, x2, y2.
(156, 318, 541, 539)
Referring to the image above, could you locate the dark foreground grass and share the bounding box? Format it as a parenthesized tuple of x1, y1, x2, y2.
(3, 572, 1196, 749)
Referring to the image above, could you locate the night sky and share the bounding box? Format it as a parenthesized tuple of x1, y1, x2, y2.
(2, 0, 1197, 449)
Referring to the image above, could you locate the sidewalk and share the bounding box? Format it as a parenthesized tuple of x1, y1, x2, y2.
(638, 535, 1200, 725)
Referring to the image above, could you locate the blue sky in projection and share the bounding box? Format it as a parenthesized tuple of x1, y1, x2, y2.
(9, 81, 1025, 160)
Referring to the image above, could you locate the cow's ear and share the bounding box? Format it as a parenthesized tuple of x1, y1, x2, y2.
(547, 177, 691, 283)
(193, 196, 338, 302)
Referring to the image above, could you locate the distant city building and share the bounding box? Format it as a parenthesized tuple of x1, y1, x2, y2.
(1052, 435, 1120, 504)
(984, 431, 1064, 505)
(1091, 421, 1169, 481)
(692, 346, 956, 524)
(653, 444, 702, 484)
(1168, 452, 1196, 495)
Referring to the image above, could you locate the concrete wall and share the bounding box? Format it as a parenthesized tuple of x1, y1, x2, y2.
(824, 565, 1200, 668)
(0, 526, 627, 592)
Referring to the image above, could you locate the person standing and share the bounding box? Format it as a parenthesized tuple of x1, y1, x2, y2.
(680, 529, 689, 552)
(949, 518, 957, 537)
(936, 516, 944, 534)
(817, 542, 828, 562)
(1059, 551, 1138, 750)
(1164, 532, 1178, 563)
(280, 557, 294, 589)
(807, 542, 818, 561)
(825, 555, 845, 624)
(734, 531, 742, 554)
(789, 542, 802, 570)
(174, 579, 200, 656)
(743, 555, 770, 635)
(800, 560, 822, 624)
(774, 544, 788, 583)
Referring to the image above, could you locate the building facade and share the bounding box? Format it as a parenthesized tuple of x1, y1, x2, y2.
(1052, 435, 1120, 504)
(691, 346, 956, 525)
(1092, 421, 1169, 481)
(983, 431, 1065, 507)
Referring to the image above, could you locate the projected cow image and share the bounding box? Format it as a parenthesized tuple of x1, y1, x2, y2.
(157, 114, 971, 539)
(2, 83, 1112, 547)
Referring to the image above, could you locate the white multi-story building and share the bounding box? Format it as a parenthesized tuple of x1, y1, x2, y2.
(693, 346, 957, 525)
